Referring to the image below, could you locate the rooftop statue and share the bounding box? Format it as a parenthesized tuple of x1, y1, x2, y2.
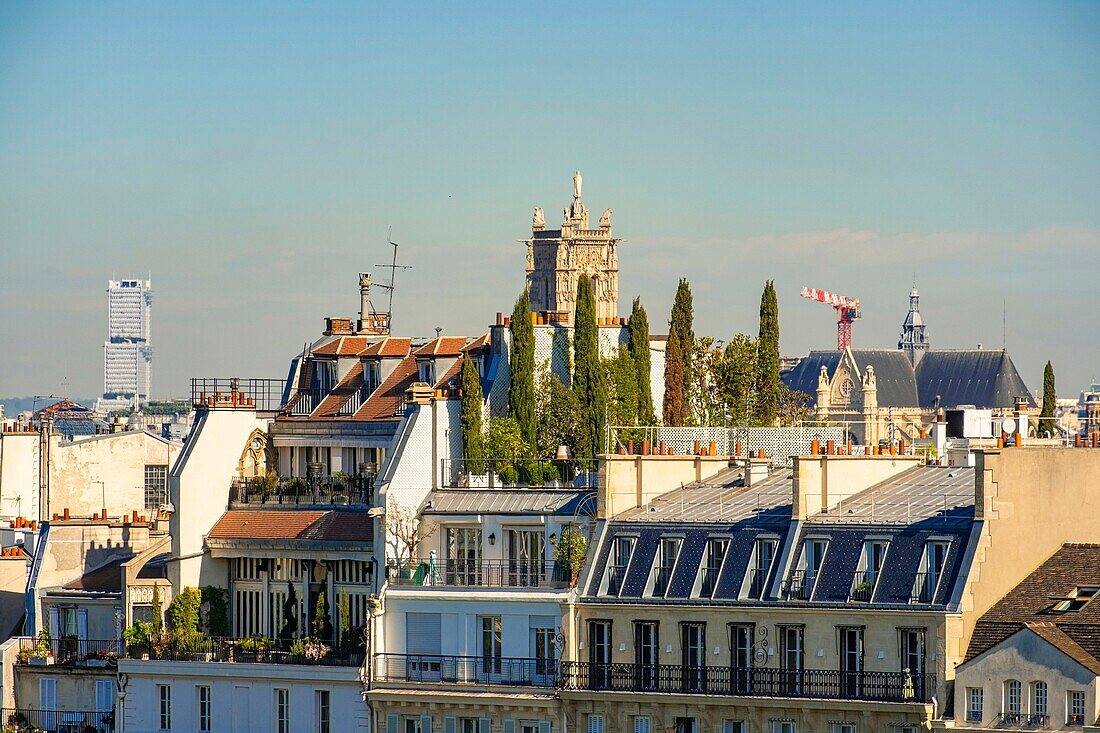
(533, 207, 545, 228)
(573, 169, 583, 199)
(599, 209, 612, 228)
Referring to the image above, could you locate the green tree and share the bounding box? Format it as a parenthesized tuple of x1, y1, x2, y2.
(312, 590, 332, 641)
(716, 333, 757, 425)
(509, 289, 537, 447)
(278, 581, 298, 640)
(166, 587, 201, 634)
(151, 584, 163, 634)
(686, 336, 723, 426)
(486, 417, 532, 463)
(662, 329, 685, 426)
(605, 347, 639, 430)
(459, 355, 486, 475)
(670, 279, 694, 423)
(1039, 361, 1057, 438)
(200, 586, 229, 637)
(535, 371, 580, 459)
(754, 280, 781, 426)
(628, 297, 655, 424)
(573, 275, 608, 458)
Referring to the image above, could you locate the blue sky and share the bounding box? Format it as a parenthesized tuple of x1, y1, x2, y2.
(1, 2, 1097, 399)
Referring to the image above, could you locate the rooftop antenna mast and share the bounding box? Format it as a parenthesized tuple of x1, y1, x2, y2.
(374, 228, 412, 329)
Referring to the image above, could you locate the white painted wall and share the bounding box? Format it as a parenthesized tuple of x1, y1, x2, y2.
(117, 661, 365, 733)
(953, 628, 1098, 729)
(0, 434, 39, 521)
(169, 409, 267, 590)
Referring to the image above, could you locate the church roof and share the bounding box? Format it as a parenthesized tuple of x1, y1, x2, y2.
(783, 348, 1031, 409)
(915, 349, 1034, 408)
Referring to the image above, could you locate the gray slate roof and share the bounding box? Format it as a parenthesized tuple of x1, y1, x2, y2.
(421, 489, 595, 516)
(915, 350, 1034, 408)
(784, 348, 1033, 409)
(614, 465, 792, 524)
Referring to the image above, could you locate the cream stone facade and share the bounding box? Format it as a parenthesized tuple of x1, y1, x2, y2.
(526, 172, 620, 322)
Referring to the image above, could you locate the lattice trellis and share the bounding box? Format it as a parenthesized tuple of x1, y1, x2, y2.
(608, 425, 849, 466)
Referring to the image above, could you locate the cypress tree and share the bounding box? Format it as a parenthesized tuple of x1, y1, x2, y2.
(573, 275, 607, 459)
(509, 289, 537, 447)
(663, 329, 685, 427)
(1039, 361, 1057, 438)
(754, 280, 781, 426)
(628, 297, 655, 424)
(670, 279, 694, 423)
(459, 354, 486, 475)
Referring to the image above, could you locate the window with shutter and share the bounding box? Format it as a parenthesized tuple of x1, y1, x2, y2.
(387, 714, 399, 733)
(445, 718, 457, 733)
(723, 722, 744, 733)
(588, 716, 604, 733)
(479, 718, 491, 733)
(421, 715, 433, 733)
(39, 678, 57, 711)
(538, 721, 550, 733)
(635, 717, 651, 733)
(96, 680, 113, 714)
(503, 720, 516, 733)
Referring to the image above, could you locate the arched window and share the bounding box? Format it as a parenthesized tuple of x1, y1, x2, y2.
(1031, 681, 1048, 719)
(1004, 680, 1022, 717)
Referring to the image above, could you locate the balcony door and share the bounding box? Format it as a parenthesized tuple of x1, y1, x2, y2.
(507, 529, 545, 587)
(730, 624, 754, 694)
(405, 612, 442, 680)
(588, 620, 612, 689)
(681, 623, 706, 693)
(899, 628, 926, 700)
(779, 625, 804, 694)
(838, 627, 864, 697)
(634, 621, 659, 691)
(480, 616, 503, 679)
(446, 527, 481, 585)
(531, 623, 556, 684)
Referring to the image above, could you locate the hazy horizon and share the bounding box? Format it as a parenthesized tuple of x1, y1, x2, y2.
(2, 2, 1097, 400)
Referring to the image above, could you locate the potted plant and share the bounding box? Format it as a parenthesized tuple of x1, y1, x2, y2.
(124, 620, 152, 659)
(26, 628, 54, 666)
(237, 635, 273, 662)
(553, 527, 587, 589)
(290, 637, 330, 663)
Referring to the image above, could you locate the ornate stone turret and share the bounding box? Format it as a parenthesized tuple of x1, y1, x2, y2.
(863, 365, 879, 445)
(524, 171, 620, 323)
(898, 286, 929, 366)
(816, 365, 832, 420)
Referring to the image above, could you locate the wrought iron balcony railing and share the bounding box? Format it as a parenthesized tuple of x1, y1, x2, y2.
(389, 559, 569, 589)
(744, 568, 771, 599)
(783, 570, 818, 600)
(190, 378, 286, 412)
(559, 662, 935, 703)
(126, 637, 364, 667)
(16, 637, 122, 666)
(910, 572, 940, 603)
(849, 570, 879, 602)
(229, 474, 374, 506)
(373, 653, 557, 687)
(2, 708, 114, 733)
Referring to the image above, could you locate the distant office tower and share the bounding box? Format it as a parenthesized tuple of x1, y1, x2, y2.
(102, 278, 153, 407)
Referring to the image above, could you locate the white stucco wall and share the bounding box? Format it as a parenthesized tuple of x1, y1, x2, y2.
(0, 434, 40, 521)
(953, 629, 1098, 729)
(117, 661, 365, 733)
(169, 409, 266, 590)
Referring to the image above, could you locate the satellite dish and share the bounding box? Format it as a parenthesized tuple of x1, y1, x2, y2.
(1001, 418, 1017, 434)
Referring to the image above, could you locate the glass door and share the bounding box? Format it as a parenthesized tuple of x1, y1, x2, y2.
(681, 623, 706, 693)
(446, 527, 482, 585)
(588, 620, 611, 689)
(780, 626, 803, 694)
(507, 529, 545, 587)
(634, 622, 658, 690)
(839, 627, 863, 697)
(532, 626, 556, 684)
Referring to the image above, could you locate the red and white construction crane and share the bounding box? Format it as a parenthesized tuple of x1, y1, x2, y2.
(800, 286, 862, 351)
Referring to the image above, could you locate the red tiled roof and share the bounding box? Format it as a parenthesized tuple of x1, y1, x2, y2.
(412, 337, 469, 358)
(311, 337, 371, 356)
(462, 333, 491, 352)
(207, 510, 373, 543)
(311, 362, 364, 418)
(965, 543, 1100, 670)
(360, 337, 413, 357)
(354, 355, 418, 421)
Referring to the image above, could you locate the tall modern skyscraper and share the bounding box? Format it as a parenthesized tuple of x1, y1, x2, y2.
(100, 278, 153, 409)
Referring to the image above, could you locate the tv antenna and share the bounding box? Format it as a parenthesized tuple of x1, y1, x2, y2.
(374, 228, 412, 327)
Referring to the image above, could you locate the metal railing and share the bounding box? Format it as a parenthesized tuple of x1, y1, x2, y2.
(126, 637, 364, 667)
(605, 566, 628, 595)
(700, 566, 721, 598)
(374, 654, 557, 687)
(16, 638, 121, 666)
(229, 474, 374, 506)
(389, 559, 568, 589)
(191, 378, 286, 412)
(849, 570, 879, 602)
(440, 458, 598, 489)
(559, 662, 935, 703)
(784, 570, 818, 600)
(653, 566, 674, 596)
(2, 708, 114, 732)
(744, 568, 770, 599)
(910, 572, 939, 603)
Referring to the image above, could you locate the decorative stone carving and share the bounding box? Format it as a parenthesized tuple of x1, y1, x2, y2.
(533, 207, 545, 229)
(573, 170, 583, 199)
(599, 209, 612, 228)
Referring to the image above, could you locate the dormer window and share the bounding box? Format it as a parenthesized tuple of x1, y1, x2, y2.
(417, 360, 436, 384)
(698, 538, 729, 598)
(744, 538, 777, 599)
(1051, 587, 1098, 613)
(912, 540, 950, 603)
(652, 537, 682, 597)
(603, 536, 635, 596)
(851, 540, 888, 602)
(363, 360, 381, 394)
(789, 539, 826, 600)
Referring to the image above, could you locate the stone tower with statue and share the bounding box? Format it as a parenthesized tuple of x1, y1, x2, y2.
(524, 171, 620, 323)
